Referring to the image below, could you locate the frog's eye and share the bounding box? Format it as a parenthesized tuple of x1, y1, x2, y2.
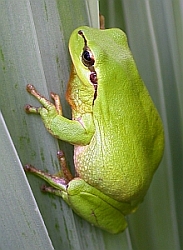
(82, 49, 95, 67)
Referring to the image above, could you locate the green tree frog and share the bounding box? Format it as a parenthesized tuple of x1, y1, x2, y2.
(24, 26, 164, 234)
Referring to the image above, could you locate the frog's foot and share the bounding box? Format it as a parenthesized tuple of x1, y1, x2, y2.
(50, 92, 62, 115)
(24, 84, 62, 115)
(41, 185, 64, 196)
(57, 150, 73, 181)
(24, 151, 73, 189)
(24, 164, 69, 188)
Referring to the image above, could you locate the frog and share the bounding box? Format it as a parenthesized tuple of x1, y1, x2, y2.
(24, 26, 164, 234)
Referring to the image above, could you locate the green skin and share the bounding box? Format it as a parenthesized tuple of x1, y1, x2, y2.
(24, 26, 164, 234)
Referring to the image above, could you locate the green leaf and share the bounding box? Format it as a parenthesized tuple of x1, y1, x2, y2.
(0, 112, 54, 249)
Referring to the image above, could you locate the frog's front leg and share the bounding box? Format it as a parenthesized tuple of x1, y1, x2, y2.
(25, 84, 62, 113)
(24, 84, 95, 145)
(25, 84, 62, 128)
(24, 151, 128, 234)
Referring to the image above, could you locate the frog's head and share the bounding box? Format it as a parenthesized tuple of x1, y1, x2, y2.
(69, 26, 134, 103)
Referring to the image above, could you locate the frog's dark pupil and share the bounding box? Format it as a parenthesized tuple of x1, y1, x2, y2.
(83, 50, 91, 61)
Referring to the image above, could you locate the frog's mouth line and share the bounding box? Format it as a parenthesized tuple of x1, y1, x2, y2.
(78, 30, 98, 105)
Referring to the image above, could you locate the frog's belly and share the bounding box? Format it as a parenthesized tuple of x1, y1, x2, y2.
(74, 138, 152, 203)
